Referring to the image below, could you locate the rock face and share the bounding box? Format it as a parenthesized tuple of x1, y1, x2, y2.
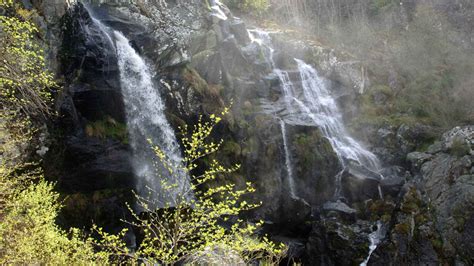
(415, 126, 474, 263)
(39, 3, 135, 229)
(370, 126, 474, 265)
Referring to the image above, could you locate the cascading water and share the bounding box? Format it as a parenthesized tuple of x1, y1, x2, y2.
(209, 0, 228, 20)
(249, 29, 381, 197)
(114, 31, 189, 206)
(280, 119, 297, 197)
(361, 221, 385, 266)
(84, 7, 189, 206)
(295, 59, 380, 170)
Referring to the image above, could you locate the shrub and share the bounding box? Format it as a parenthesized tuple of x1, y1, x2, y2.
(0, 175, 108, 264)
(0, 0, 54, 120)
(0, 3, 109, 264)
(449, 137, 471, 157)
(94, 109, 286, 264)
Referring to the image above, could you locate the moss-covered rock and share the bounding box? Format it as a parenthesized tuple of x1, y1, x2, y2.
(85, 116, 128, 143)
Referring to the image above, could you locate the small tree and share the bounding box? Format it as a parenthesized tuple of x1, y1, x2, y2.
(0, 2, 109, 263)
(0, 0, 54, 120)
(95, 108, 286, 265)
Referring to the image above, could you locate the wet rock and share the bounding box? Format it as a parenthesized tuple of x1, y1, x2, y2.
(190, 30, 218, 55)
(397, 126, 474, 264)
(219, 36, 250, 77)
(407, 152, 433, 170)
(191, 50, 222, 84)
(228, 19, 251, 46)
(60, 188, 133, 230)
(323, 201, 357, 215)
(341, 162, 382, 203)
(307, 219, 372, 265)
(60, 136, 134, 193)
(322, 200, 357, 222)
(61, 3, 125, 123)
(426, 141, 444, 154)
(380, 175, 406, 198)
(286, 124, 342, 206)
(280, 190, 307, 223)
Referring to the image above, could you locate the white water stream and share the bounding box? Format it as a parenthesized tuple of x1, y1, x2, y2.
(114, 31, 189, 205)
(86, 8, 189, 206)
(280, 119, 297, 197)
(249, 29, 381, 197)
(361, 221, 385, 266)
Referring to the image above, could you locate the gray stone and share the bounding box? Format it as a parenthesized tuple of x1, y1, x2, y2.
(427, 141, 444, 154)
(323, 201, 357, 215)
(407, 152, 433, 170)
(341, 161, 382, 203)
(228, 19, 251, 46)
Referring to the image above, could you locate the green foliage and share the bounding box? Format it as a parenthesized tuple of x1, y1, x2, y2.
(0, 0, 54, 120)
(94, 108, 286, 264)
(85, 116, 128, 143)
(0, 175, 108, 264)
(0, 3, 109, 264)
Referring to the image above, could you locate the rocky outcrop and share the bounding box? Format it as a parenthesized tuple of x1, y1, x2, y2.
(412, 126, 474, 263)
(370, 126, 474, 265)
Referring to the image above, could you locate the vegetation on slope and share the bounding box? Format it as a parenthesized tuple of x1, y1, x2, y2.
(0, 1, 107, 264)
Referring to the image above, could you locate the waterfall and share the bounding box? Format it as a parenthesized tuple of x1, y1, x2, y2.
(209, 0, 228, 20)
(280, 120, 297, 197)
(361, 221, 385, 266)
(248, 29, 276, 67)
(83, 5, 189, 206)
(114, 31, 189, 206)
(295, 60, 380, 170)
(249, 29, 381, 197)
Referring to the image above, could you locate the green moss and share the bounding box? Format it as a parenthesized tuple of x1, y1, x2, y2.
(415, 213, 429, 224)
(242, 137, 259, 156)
(430, 238, 443, 252)
(166, 111, 187, 131)
(367, 199, 396, 221)
(369, 0, 397, 15)
(452, 207, 473, 232)
(394, 223, 411, 235)
(85, 117, 128, 143)
(416, 138, 437, 152)
(381, 214, 392, 223)
(182, 67, 208, 95)
(400, 187, 422, 214)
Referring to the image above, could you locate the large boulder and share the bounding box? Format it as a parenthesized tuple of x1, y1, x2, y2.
(340, 161, 383, 203)
(286, 124, 343, 206)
